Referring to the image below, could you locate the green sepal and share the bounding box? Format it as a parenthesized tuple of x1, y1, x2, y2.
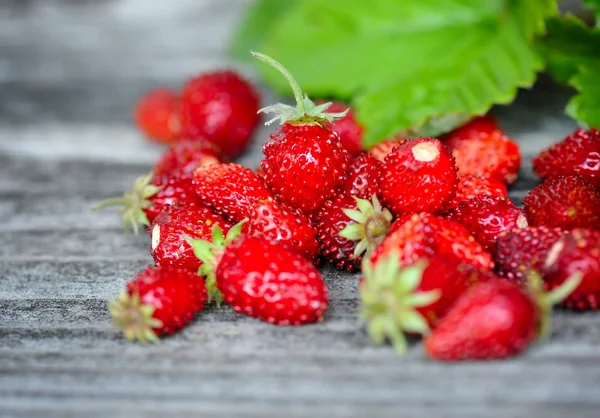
(108, 290, 162, 344)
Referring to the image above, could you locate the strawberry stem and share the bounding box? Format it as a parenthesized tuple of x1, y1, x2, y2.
(251, 51, 305, 115)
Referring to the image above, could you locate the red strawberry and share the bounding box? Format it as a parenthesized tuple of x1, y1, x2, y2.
(193, 163, 272, 223)
(533, 128, 600, 188)
(446, 131, 521, 184)
(153, 139, 222, 180)
(150, 203, 232, 272)
(447, 174, 508, 210)
(179, 70, 260, 158)
(369, 137, 406, 162)
(447, 195, 528, 251)
(371, 213, 493, 270)
(248, 198, 319, 262)
(134, 88, 180, 143)
(322, 101, 364, 156)
(92, 172, 200, 234)
(216, 236, 328, 325)
(379, 137, 458, 215)
(109, 265, 207, 342)
(494, 226, 567, 281)
(424, 273, 579, 361)
(544, 229, 600, 311)
(341, 152, 382, 200)
(443, 115, 500, 143)
(253, 52, 349, 215)
(523, 176, 600, 230)
(317, 194, 392, 272)
(361, 253, 493, 353)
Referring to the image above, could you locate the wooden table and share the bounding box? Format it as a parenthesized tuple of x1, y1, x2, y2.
(1, 1, 599, 417)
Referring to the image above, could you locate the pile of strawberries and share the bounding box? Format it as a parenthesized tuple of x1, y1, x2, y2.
(99, 52, 600, 361)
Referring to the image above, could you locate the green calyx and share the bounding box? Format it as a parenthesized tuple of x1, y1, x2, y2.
(108, 290, 162, 344)
(339, 195, 393, 261)
(251, 51, 348, 126)
(186, 219, 247, 305)
(91, 171, 161, 235)
(359, 251, 440, 356)
(526, 270, 583, 341)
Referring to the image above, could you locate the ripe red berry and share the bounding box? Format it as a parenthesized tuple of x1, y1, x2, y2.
(379, 137, 458, 215)
(494, 226, 567, 281)
(341, 152, 382, 200)
(134, 88, 181, 143)
(369, 137, 406, 162)
(193, 163, 272, 223)
(443, 115, 500, 143)
(322, 101, 364, 156)
(216, 236, 328, 325)
(448, 195, 528, 251)
(150, 203, 231, 272)
(446, 131, 521, 184)
(523, 176, 600, 230)
(109, 265, 207, 342)
(533, 128, 600, 188)
(447, 174, 508, 210)
(179, 70, 260, 158)
(153, 139, 222, 180)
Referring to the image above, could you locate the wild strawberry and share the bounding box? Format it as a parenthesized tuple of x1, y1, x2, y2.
(153, 139, 222, 180)
(248, 198, 319, 262)
(360, 252, 490, 354)
(150, 203, 231, 272)
(341, 152, 382, 200)
(424, 274, 580, 361)
(533, 128, 600, 188)
(379, 137, 458, 215)
(446, 131, 521, 184)
(109, 265, 207, 342)
(179, 70, 260, 158)
(523, 176, 600, 230)
(443, 115, 500, 143)
(447, 174, 508, 210)
(371, 213, 493, 270)
(447, 195, 528, 251)
(134, 88, 180, 144)
(253, 52, 348, 215)
(193, 163, 272, 223)
(494, 226, 567, 281)
(317, 194, 392, 272)
(369, 137, 405, 162)
(322, 101, 364, 156)
(92, 172, 200, 234)
(544, 229, 600, 311)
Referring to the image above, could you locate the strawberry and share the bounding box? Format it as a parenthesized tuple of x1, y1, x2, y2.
(253, 52, 349, 215)
(150, 203, 232, 272)
(446, 131, 521, 184)
(369, 137, 405, 162)
(371, 213, 493, 270)
(543, 229, 600, 311)
(317, 194, 392, 272)
(360, 252, 490, 354)
(533, 128, 600, 188)
(193, 163, 272, 223)
(109, 265, 207, 342)
(92, 172, 200, 234)
(523, 176, 600, 230)
(447, 195, 528, 251)
(341, 152, 382, 200)
(153, 139, 222, 180)
(379, 137, 458, 215)
(424, 274, 580, 361)
(494, 226, 567, 281)
(134, 88, 180, 143)
(321, 101, 364, 156)
(447, 174, 508, 210)
(443, 115, 500, 143)
(179, 70, 260, 158)
(248, 197, 319, 262)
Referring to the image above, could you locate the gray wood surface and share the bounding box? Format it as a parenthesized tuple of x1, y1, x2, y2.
(1, 1, 599, 417)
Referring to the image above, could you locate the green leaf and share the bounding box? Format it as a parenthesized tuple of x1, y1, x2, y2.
(585, 0, 600, 26)
(538, 15, 600, 85)
(567, 65, 600, 130)
(229, 0, 298, 62)
(255, 0, 557, 146)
